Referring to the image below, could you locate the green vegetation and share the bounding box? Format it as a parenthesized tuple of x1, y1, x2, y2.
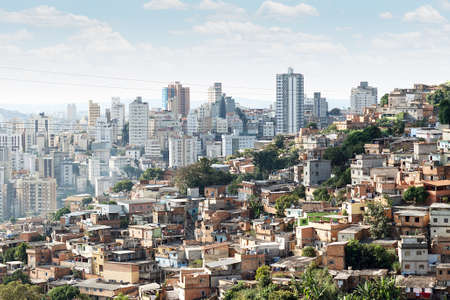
(323, 126, 382, 168)
(255, 265, 271, 288)
(249, 196, 264, 219)
(189, 259, 203, 268)
(47, 285, 81, 300)
(275, 194, 299, 217)
(51, 207, 71, 221)
(292, 185, 306, 199)
(306, 122, 318, 130)
(402, 186, 428, 205)
(140, 168, 164, 181)
(345, 240, 397, 270)
(227, 173, 260, 195)
(329, 108, 341, 116)
(2, 270, 30, 284)
(112, 179, 134, 193)
(344, 277, 402, 300)
(0, 281, 42, 300)
(175, 158, 234, 195)
(439, 97, 450, 125)
(313, 187, 331, 202)
(81, 196, 93, 206)
(364, 201, 391, 239)
(380, 93, 389, 106)
(2, 242, 29, 264)
(122, 165, 142, 179)
(302, 246, 316, 257)
(114, 293, 130, 300)
(323, 167, 351, 189)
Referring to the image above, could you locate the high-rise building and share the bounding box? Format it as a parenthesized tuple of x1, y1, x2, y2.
(208, 82, 222, 103)
(111, 97, 125, 129)
(67, 103, 77, 121)
(88, 100, 101, 137)
(275, 67, 304, 134)
(168, 136, 198, 168)
(313, 92, 328, 129)
(164, 82, 190, 117)
(129, 97, 149, 146)
(350, 81, 377, 113)
(16, 176, 57, 216)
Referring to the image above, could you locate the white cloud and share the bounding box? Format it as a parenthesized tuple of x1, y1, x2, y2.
(198, 0, 245, 13)
(441, 0, 450, 10)
(379, 12, 393, 19)
(257, 1, 319, 18)
(0, 29, 32, 42)
(336, 26, 352, 31)
(403, 5, 447, 24)
(0, 5, 103, 27)
(143, 0, 187, 10)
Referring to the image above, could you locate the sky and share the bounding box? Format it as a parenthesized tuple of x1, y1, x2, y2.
(0, 0, 449, 112)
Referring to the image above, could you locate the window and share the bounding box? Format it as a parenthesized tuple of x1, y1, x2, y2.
(446, 218, 449, 223)
(415, 217, 419, 223)
(405, 251, 410, 257)
(448, 270, 450, 275)
(405, 216, 410, 222)
(419, 264, 424, 269)
(405, 264, 410, 269)
(417, 250, 422, 255)
(440, 270, 443, 275)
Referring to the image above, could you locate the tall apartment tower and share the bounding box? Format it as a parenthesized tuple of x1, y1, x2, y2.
(88, 100, 101, 137)
(276, 67, 304, 134)
(168, 136, 198, 168)
(67, 103, 77, 121)
(350, 81, 378, 113)
(129, 97, 149, 146)
(313, 92, 328, 129)
(163, 82, 190, 117)
(208, 82, 222, 103)
(111, 97, 125, 130)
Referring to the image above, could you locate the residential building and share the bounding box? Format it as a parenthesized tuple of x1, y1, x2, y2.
(169, 136, 199, 168)
(164, 82, 190, 117)
(111, 97, 125, 130)
(276, 67, 304, 134)
(303, 159, 331, 187)
(88, 100, 101, 137)
(398, 235, 429, 275)
(208, 82, 222, 104)
(129, 97, 149, 146)
(350, 82, 377, 113)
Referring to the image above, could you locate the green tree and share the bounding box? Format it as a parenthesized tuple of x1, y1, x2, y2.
(380, 93, 389, 106)
(275, 194, 299, 217)
(81, 197, 93, 206)
(140, 168, 164, 181)
(402, 186, 429, 205)
(302, 246, 316, 257)
(122, 165, 142, 179)
(298, 265, 338, 300)
(249, 196, 264, 219)
(364, 201, 391, 239)
(350, 277, 403, 300)
(0, 281, 42, 300)
(329, 108, 341, 116)
(345, 240, 397, 270)
(292, 185, 306, 199)
(175, 158, 234, 195)
(112, 180, 134, 193)
(114, 293, 130, 300)
(255, 265, 271, 289)
(273, 135, 285, 149)
(223, 282, 246, 300)
(268, 290, 297, 300)
(306, 122, 318, 130)
(47, 285, 81, 300)
(313, 188, 331, 202)
(3, 270, 31, 284)
(52, 207, 71, 221)
(439, 98, 450, 125)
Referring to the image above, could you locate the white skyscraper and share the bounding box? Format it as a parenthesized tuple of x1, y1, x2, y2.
(111, 97, 125, 130)
(350, 81, 378, 113)
(129, 97, 149, 146)
(169, 136, 198, 168)
(208, 82, 222, 104)
(275, 68, 304, 134)
(67, 103, 77, 121)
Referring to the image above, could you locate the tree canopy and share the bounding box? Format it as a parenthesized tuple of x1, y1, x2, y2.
(380, 93, 389, 106)
(313, 187, 331, 202)
(275, 194, 299, 217)
(112, 180, 134, 193)
(364, 201, 391, 239)
(345, 240, 397, 270)
(47, 285, 81, 300)
(402, 186, 428, 205)
(175, 158, 234, 195)
(0, 281, 42, 300)
(140, 168, 164, 181)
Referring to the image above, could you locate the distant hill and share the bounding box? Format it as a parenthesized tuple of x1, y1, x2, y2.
(0, 107, 29, 120)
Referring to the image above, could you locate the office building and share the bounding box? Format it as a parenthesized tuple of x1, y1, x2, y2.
(350, 82, 377, 113)
(111, 97, 125, 130)
(129, 97, 149, 146)
(164, 82, 190, 117)
(208, 82, 222, 104)
(275, 68, 304, 134)
(88, 100, 101, 137)
(313, 92, 328, 129)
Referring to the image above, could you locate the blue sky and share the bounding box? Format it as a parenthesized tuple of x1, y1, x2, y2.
(0, 0, 449, 111)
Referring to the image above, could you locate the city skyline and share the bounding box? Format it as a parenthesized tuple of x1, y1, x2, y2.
(1, 0, 449, 110)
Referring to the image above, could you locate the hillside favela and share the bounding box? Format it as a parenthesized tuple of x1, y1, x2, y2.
(0, 1, 450, 300)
